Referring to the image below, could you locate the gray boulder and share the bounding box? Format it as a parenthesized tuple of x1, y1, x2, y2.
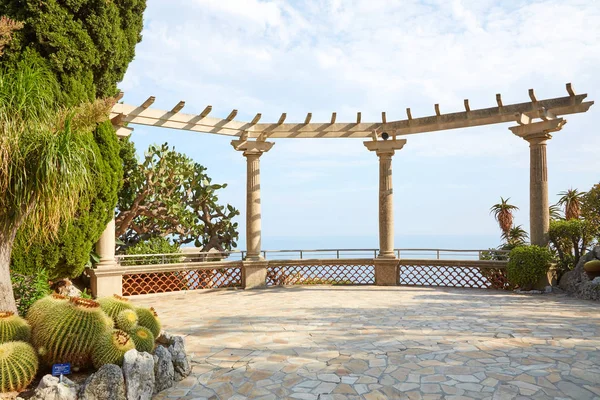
(123, 349, 155, 400)
(559, 246, 600, 301)
(153, 345, 174, 393)
(79, 364, 126, 400)
(167, 336, 191, 381)
(29, 375, 78, 400)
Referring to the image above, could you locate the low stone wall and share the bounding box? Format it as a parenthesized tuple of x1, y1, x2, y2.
(559, 246, 600, 301)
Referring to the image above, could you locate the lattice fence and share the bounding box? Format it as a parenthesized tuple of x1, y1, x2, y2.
(398, 261, 509, 290)
(266, 261, 375, 286)
(122, 267, 242, 296)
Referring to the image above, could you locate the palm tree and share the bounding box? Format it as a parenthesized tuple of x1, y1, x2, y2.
(549, 204, 563, 221)
(490, 197, 519, 237)
(501, 225, 529, 248)
(0, 56, 112, 312)
(557, 189, 584, 220)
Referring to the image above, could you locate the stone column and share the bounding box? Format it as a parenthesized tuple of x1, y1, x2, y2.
(232, 139, 274, 288)
(90, 217, 123, 297)
(510, 118, 566, 247)
(364, 138, 407, 285)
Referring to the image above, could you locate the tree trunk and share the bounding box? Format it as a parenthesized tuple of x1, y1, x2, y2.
(0, 228, 18, 313)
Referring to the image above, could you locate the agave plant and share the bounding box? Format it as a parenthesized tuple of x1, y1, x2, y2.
(557, 189, 584, 220)
(490, 197, 519, 237)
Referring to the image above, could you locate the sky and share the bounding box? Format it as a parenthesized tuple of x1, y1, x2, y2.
(119, 0, 600, 251)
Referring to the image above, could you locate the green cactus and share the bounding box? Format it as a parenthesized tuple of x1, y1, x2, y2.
(0, 341, 39, 393)
(0, 311, 31, 344)
(98, 294, 135, 321)
(92, 329, 135, 368)
(31, 297, 111, 369)
(129, 326, 155, 354)
(116, 309, 138, 331)
(135, 307, 161, 338)
(26, 294, 69, 327)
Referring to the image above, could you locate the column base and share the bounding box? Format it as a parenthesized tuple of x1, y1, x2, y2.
(89, 264, 123, 298)
(374, 258, 399, 286)
(242, 261, 268, 289)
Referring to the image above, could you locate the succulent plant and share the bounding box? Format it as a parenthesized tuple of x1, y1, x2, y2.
(128, 326, 155, 354)
(0, 341, 39, 393)
(0, 311, 31, 344)
(26, 293, 69, 327)
(92, 329, 135, 368)
(98, 294, 135, 321)
(135, 307, 161, 338)
(116, 309, 138, 331)
(31, 297, 111, 368)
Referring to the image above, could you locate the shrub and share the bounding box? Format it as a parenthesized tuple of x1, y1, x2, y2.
(121, 237, 181, 266)
(10, 270, 51, 317)
(549, 219, 594, 279)
(507, 245, 553, 289)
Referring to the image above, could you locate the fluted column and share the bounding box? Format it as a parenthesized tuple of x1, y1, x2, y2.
(244, 151, 263, 261)
(96, 217, 117, 268)
(510, 118, 566, 247)
(377, 150, 395, 258)
(90, 216, 122, 297)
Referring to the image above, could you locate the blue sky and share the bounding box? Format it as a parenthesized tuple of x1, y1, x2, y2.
(119, 0, 600, 250)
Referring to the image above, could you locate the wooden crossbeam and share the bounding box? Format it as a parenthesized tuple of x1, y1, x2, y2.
(226, 109, 238, 121)
(381, 112, 387, 124)
(304, 113, 312, 125)
(199, 105, 212, 119)
(171, 101, 185, 114)
(331, 112, 337, 124)
(141, 96, 155, 109)
(356, 112, 362, 124)
(464, 99, 470, 112)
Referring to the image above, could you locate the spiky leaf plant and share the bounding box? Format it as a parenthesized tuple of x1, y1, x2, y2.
(490, 197, 519, 237)
(92, 329, 135, 368)
(558, 189, 584, 221)
(135, 307, 161, 338)
(0, 311, 31, 344)
(31, 297, 111, 368)
(129, 326, 155, 354)
(116, 309, 138, 331)
(0, 341, 39, 393)
(98, 294, 135, 321)
(26, 293, 69, 327)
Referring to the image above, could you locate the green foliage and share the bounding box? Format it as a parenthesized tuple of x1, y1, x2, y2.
(11, 120, 123, 280)
(581, 182, 600, 241)
(128, 326, 155, 353)
(98, 295, 135, 321)
(10, 270, 51, 317)
(30, 297, 111, 368)
(116, 309, 138, 331)
(0, 312, 31, 344)
(135, 307, 161, 338)
(507, 245, 553, 289)
(0, 0, 146, 104)
(549, 219, 594, 278)
(116, 142, 240, 253)
(92, 329, 135, 368)
(0, 341, 38, 393)
(122, 237, 182, 266)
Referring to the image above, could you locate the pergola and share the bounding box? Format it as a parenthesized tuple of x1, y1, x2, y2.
(91, 84, 594, 296)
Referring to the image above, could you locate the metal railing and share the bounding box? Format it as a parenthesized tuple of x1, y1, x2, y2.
(115, 248, 509, 266)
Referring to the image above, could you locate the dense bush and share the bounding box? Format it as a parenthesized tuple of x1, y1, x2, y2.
(10, 270, 51, 317)
(121, 237, 182, 266)
(507, 245, 553, 289)
(549, 219, 594, 279)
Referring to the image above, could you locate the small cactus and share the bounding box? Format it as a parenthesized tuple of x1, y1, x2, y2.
(0, 341, 39, 393)
(26, 294, 69, 327)
(31, 297, 111, 369)
(129, 326, 155, 353)
(98, 294, 135, 321)
(0, 311, 31, 344)
(135, 307, 161, 338)
(116, 309, 138, 331)
(92, 329, 135, 368)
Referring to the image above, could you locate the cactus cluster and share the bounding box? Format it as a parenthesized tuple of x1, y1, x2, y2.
(116, 309, 138, 331)
(129, 326, 155, 353)
(26, 294, 69, 327)
(31, 297, 111, 368)
(92, 329, 135, 368)
(0, 312, 31, 344)
(0, 341, 38, 393)
(135, 307, 161, 338)
(98, 294, 135, 321)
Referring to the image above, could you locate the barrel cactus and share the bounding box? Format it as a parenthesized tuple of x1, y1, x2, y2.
(0, 341, 38, 393)
(31, 297, 111, 369)
(135, 307, 161, 338)
(92, 329, 135, 368)
(116, 309, 138, 331)
(98, 295, 135, 321)
(129, 326, 155, 353)
(0, 312, 31, 344)
(26, 294, 69, 327)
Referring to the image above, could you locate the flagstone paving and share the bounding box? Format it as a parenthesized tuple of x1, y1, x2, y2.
(131, 286, 600, 400)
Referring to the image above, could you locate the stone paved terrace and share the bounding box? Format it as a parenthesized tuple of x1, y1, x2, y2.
(132, 286, 600, 400)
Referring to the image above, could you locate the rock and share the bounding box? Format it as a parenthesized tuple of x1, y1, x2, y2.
(559, 246, 600, 301)
(167, 336, 191, 381)
(51, 278, 82, 297)
(593, 246, 600, 260)
(29, 375, 78, 400)
(153, 345, 174, 393)
(79, 364, 126, 400)
(123, 349, 155, 400)
(593, 277, 600, 285)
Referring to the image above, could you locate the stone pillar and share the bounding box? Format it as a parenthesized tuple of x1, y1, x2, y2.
(232, 139, 274, 288)
(510, 118, 566, 247)
(90, 217, 122, 297)
(364, 138, 407, 285)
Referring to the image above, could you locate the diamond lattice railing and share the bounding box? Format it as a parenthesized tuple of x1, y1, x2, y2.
(122, 267, 242, 296)
(398, 262, 509, 290)
(266, 261, 375, 286)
